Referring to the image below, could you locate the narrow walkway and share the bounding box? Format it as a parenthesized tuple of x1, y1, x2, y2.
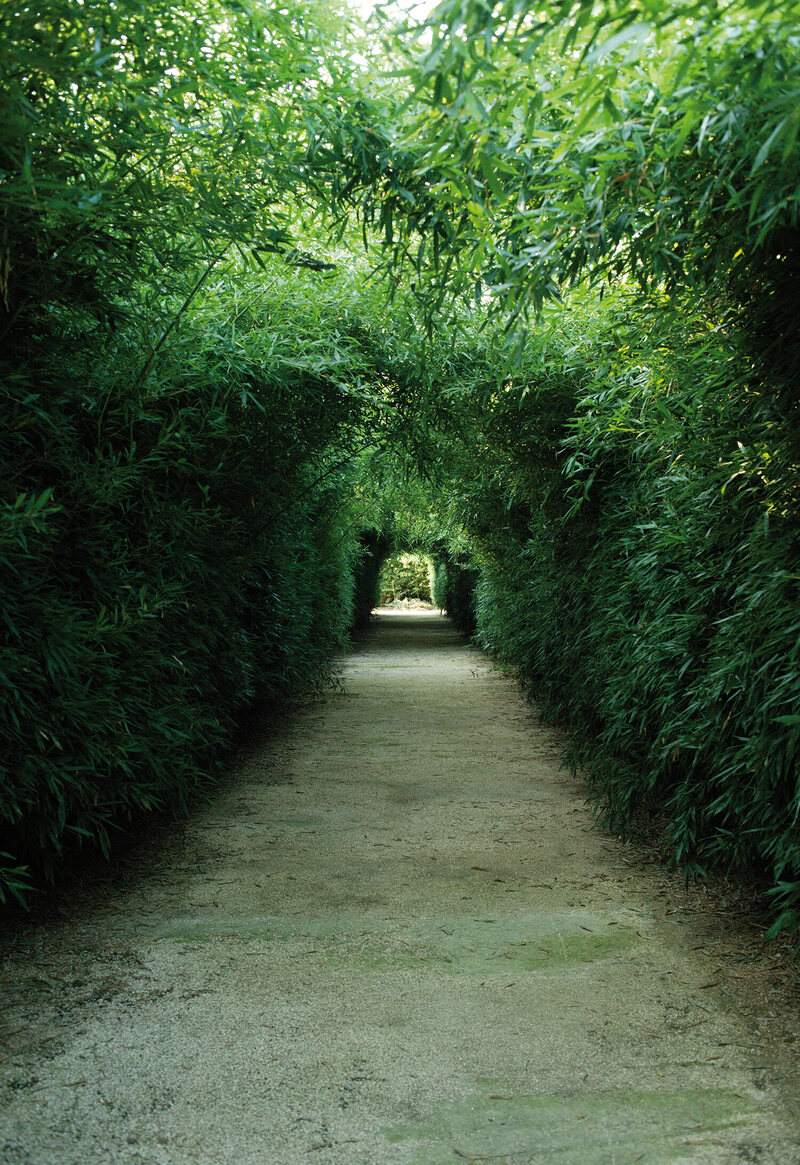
(1, 612, 799, 1163)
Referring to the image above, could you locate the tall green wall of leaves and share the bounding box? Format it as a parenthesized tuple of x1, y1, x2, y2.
(449, 295, 800, 937)
(0, 282, 384, 904)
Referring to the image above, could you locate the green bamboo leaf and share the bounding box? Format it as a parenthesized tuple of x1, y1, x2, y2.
(750, 116, 789, 175)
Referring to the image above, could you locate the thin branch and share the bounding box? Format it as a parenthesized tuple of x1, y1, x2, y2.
(252, 444, 374, 539)
(327, 504, 376, 553)
(137, 241, 233, 386)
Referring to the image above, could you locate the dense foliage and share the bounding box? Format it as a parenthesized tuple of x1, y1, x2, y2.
(378, 552, 433, 604)
(3, 0, 800, 941)
(450, 294, 800, 937)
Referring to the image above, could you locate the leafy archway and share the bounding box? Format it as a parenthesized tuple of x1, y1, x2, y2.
(2, 0, 799, 940)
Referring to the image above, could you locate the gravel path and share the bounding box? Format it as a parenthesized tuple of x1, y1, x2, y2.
(1, 609, 799, 1164)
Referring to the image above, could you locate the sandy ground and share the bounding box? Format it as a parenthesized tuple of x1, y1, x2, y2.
(1, 609, 800, 1164)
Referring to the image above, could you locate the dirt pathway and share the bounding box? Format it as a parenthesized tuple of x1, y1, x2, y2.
(2, 610, 799, 1164)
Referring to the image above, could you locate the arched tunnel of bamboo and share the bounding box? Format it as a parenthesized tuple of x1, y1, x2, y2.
(2, 2, 800, 1161)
